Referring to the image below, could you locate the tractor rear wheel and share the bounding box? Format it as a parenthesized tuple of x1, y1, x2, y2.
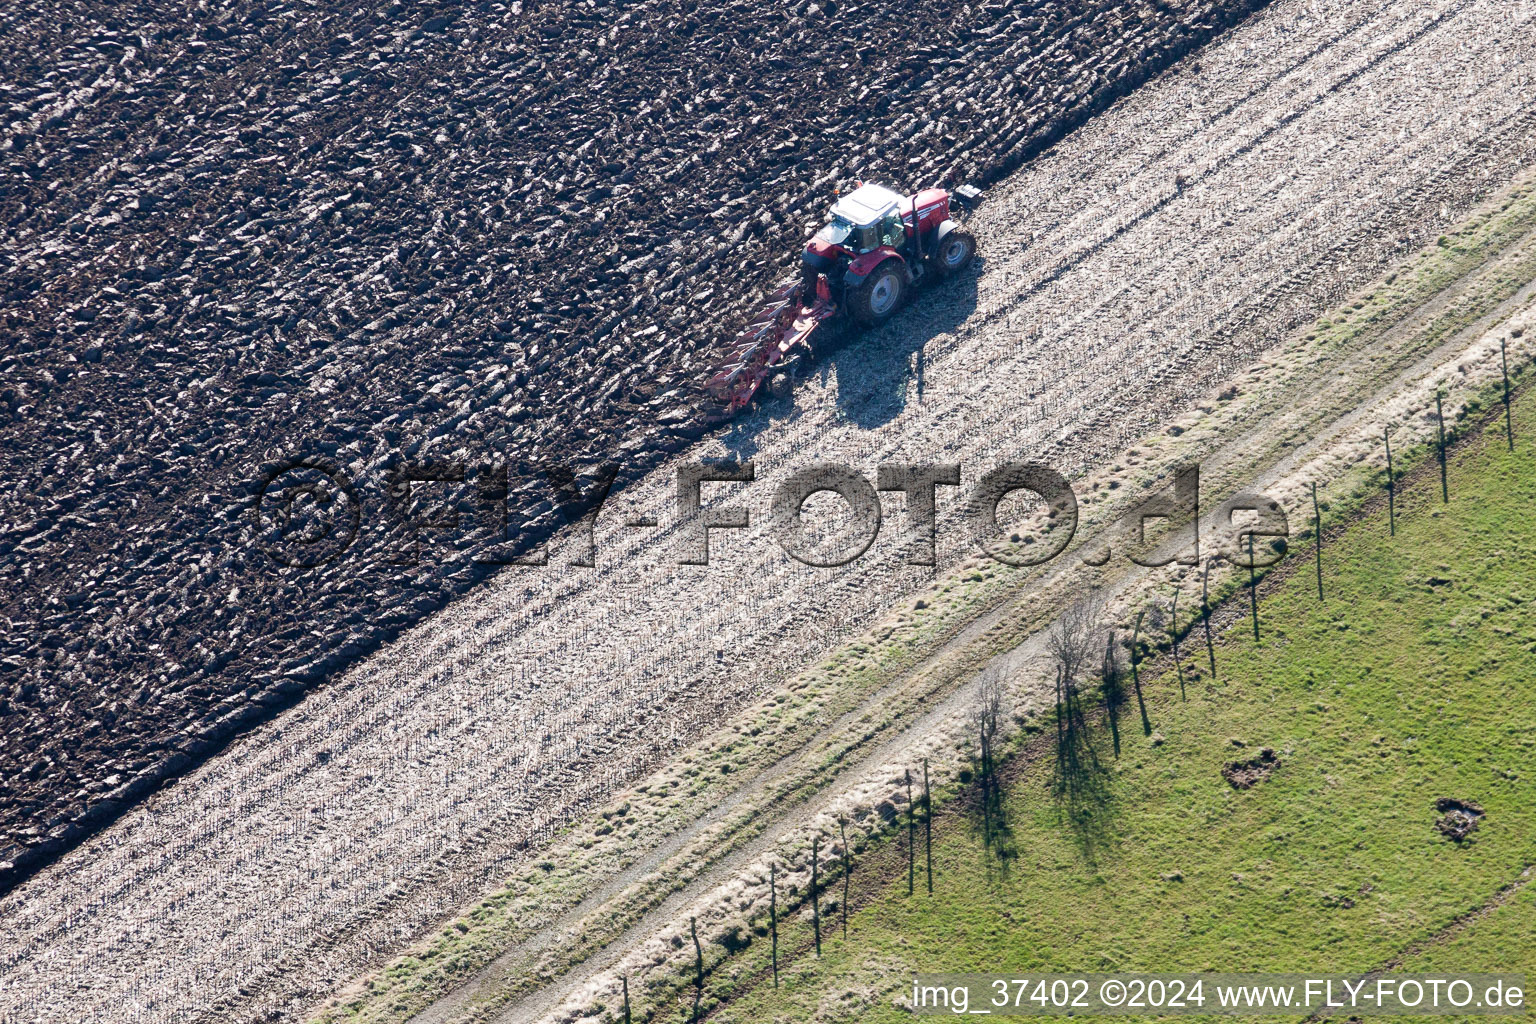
(850, 262, 907, 323)
(936, 229, 976, 274)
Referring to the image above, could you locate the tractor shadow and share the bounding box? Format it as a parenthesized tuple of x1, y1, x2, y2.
(821, 263, 980, 430)
(715, 260, 981, 459)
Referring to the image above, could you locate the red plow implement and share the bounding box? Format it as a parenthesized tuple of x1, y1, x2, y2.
(705, 276, 836, 412)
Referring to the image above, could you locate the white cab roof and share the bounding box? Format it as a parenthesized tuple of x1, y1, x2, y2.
(829, 183, 903, 227)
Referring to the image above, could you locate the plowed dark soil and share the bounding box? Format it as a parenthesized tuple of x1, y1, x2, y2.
(0, 0, 1266, 886)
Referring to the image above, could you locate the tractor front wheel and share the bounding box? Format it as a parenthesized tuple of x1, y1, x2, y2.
(850, 262, 907, 324)
(936, 229, 976, 274)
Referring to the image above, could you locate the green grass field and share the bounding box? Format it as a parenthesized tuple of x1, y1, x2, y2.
(674, 391, 1536, 1024)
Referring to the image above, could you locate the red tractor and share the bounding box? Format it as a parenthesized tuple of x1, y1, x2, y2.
(706, 181, 981, 412)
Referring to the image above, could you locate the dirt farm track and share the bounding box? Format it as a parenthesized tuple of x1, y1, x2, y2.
(4, 0, 1536, 1021)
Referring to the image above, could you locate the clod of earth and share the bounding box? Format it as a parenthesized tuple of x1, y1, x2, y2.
(1433, 797, 1484, 843)
(1221, 747, 1279, 790)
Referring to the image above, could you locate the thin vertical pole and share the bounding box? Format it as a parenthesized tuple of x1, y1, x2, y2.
(1130, 610, 1151, 735)
(838, 817, 850, 941)
(811, 838, 821, 957)
(1103, 631, 1122, 758)
(1247, 533, 1260, 643)
(1384, 428, 1396, 536)
(770, 863, 779, 988)
(1436, 391, 1449, 503)
(1170, 588, 1185, 700)
(1201, 557, 1217, 680)
(622, 975, 632, 1024)
(905, 770, 915, 895)
(1312, 482, 1324, 602)
(1502, 339, 1514, 451)
(980, 719, 992, 847)
(922, 759, 933, 895)
(690, 917, 703, 1022)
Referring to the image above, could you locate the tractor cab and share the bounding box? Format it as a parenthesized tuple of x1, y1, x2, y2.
(815, 182, 907, 254)
(797, 180, 976, 325)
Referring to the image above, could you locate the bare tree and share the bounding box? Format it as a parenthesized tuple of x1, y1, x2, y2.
(972, 664, 1006, 750)
(1049, 595, 1115, 859)
(1047, 594, 1109, 755)
(969, 664, 1007, 848)
(1047, 593, 1107, 704)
